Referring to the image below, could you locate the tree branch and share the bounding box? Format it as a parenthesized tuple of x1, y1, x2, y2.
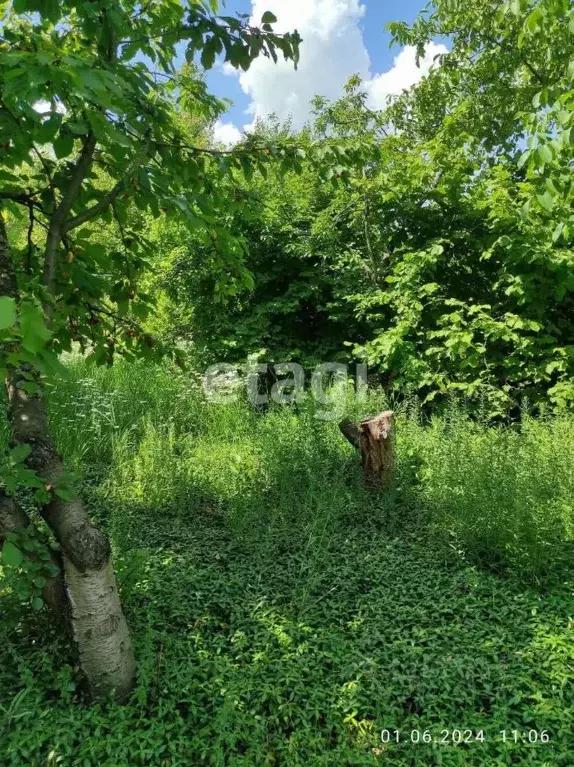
(0, 190, 47, 209)
(119, 20, 296, 47)
(64, 134, 152, 233)
(63, 176, 128, 233)
(0, 204, 18, 297)
(43, 132, 97, 295)
(26, 202, 35, 273)
(339, 419, 362, 449)
(42, 17, 119, 297)
(84, 301, 146, 334)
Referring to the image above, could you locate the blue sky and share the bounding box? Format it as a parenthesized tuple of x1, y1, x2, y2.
(204, 0, 444, 144)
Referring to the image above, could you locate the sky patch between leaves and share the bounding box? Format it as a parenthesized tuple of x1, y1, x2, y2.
(213, 0, 447, 144)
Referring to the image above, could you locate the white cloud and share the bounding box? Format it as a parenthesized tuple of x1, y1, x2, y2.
(212, 119, 242, 147)
(221, 61, 238, 77)
(364, 42, 448, 110)
(240, 0, 370, 130)
(223, 0, 446, 131)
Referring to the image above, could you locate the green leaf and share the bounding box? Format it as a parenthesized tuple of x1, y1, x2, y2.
(20, 301, 51, 353)
(536, 144, 553, 165)
(0, 296, 16, 329)
(19, 381, 39, 394)
(517, 149, 531, 169)
(536, 191, 555, 212)
(34, 487, 51, 505)
(4, 476, 18, 493)
(552, 222, 565, 242)
(54, 134, 74, 159)
(45, 562, 60, 577)
(2, 541, 23, 568)
(66, 120, 89, 136)
(10, 444, 32, 463)
(14, 0, 58, 20)
(261, 11, 278, 24)
(524, 6, 543, 34)
(31, 596, 44, 610)
(55, 486, 75, 501)
(37, 113, 62, 144)
(201, 35, 222, 71)
(240, 156, 254, 181)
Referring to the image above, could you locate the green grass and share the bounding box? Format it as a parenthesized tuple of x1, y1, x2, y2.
(1, 359, 573, 766)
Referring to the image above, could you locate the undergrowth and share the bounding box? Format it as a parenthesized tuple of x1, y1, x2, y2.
(1, 359, 573, 766)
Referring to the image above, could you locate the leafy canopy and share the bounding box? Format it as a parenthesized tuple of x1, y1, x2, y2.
(0, 0, 305, 373)
(147, 0, 574, 416)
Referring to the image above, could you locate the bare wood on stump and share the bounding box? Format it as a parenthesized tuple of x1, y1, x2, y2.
(359, 411, 395, 490)
(339, 410, 395, 490)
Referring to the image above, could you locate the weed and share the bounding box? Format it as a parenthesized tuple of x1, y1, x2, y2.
(1, 359, 573, 766)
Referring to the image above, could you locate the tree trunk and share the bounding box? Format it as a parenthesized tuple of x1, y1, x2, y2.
(7, 373, 136, 700)
(0, 490, 68, 616)
(339, 410, 395, 490)
(0, 490, 29, 533)
(1, 209, 135, 701)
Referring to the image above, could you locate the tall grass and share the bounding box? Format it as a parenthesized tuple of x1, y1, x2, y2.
(400, 410, 574, 576)
(3, 358, 574, 766)
(47, 358, 574, 580)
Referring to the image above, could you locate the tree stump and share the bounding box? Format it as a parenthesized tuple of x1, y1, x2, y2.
(339, 410, 395, 490)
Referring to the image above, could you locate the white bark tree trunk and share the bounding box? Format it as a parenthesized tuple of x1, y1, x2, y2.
(1, 210, 135, 701)
(8, 374, 137, 701)
(64, 558, 135, 699)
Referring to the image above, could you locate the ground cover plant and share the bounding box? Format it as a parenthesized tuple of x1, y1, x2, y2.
(2, 359, 573, 766)
(1, 0, 574, 764)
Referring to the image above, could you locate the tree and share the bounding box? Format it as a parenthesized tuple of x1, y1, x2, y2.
(147, 120, 359, 368)
(144, 102, 382, 370)
(0, 0, 303, 701)
(151, 0, 573, 417)
(367, 0, 574, 412)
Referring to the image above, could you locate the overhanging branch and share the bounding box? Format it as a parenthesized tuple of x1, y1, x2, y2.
(63, 177, 128, 233)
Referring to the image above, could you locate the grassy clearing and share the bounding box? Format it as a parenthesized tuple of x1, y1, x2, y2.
(2, 359, 573, 766)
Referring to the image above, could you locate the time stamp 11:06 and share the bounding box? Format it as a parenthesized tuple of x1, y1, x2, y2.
(379, 729, 551, 746)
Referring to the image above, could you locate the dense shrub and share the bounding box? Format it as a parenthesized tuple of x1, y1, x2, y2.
(147, 0, 574, 417)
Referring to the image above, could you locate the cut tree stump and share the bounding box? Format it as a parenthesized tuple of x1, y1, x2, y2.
(339, 410, 395, 490)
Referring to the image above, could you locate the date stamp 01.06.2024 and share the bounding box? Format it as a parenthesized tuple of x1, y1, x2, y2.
(378, 729, 551, 747)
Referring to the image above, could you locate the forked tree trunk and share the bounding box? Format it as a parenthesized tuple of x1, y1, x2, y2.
(7, 373, 136, 700)
(1, 212, 135, 701)
(340, 410, 395, 490)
